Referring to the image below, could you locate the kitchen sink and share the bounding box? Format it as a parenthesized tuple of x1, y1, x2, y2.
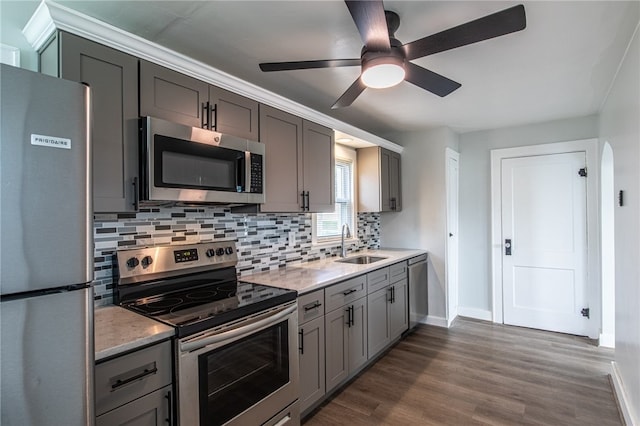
(336, 255, 387, 265)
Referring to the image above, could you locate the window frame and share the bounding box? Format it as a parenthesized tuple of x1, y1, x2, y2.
(312, 144, 358, 246)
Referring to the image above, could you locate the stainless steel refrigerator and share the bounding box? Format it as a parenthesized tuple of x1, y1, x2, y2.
(1, 64, 94, 426)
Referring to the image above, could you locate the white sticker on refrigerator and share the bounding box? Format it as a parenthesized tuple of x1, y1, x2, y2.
(31, 134, 71, 149)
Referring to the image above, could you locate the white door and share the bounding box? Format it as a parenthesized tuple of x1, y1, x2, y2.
(446, 149, 459, 322)
(501, 152, 589, 335)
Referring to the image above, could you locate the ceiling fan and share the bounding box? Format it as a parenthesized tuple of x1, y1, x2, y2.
(259, 1, 526, 109)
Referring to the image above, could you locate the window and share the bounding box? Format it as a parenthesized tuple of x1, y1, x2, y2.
(313, 146, 356, 244)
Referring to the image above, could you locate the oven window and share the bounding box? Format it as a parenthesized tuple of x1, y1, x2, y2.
(198, 321, 289, 426)
(155, 134, 244, 192)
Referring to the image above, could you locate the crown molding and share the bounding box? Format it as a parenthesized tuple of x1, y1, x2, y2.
(23, 0, 403, 153)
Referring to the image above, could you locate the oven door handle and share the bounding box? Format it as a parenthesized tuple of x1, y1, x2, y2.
(180, 304, 296, 353)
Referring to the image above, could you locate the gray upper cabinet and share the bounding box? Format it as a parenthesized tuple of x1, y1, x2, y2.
(303, 120, 335, 212)
(209, 85, 259, 140)
(139, 61, 259, 140)
(40, 31, 139, 213)
(259, 106, 304, 212)
(259, 105, 335, 213)
(139, 60, 208, 128)
(357, 146, 402, 212)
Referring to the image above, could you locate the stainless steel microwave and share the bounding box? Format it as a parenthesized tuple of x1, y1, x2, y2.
(141, 116, 265, 204)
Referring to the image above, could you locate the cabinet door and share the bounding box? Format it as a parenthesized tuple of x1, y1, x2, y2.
(96, 385, 172, 426)
(58, 32, 139, 212)
(259, 105, 303, 212)
(298, 316, 325, 413)
(367, 287, 390, 359)
(389, 151, 402, 211)
(302, 120, 335, 212)
(139, 60, 208, 128)
(348, 297, 368, 374)
(325, 306, 349, 392)
(209, 85, 259, 140)
(389, 279, 408, 340)
(380, 148, 392, 211)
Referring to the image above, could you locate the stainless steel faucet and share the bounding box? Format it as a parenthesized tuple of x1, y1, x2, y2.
(340, 224, 352, 258)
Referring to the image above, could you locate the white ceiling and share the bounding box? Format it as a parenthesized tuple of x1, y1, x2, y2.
(7, 1, 640, 138)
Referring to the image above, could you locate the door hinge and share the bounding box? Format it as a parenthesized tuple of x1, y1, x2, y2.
(578, 167, 587, 177)
(581, 307, 590, 318)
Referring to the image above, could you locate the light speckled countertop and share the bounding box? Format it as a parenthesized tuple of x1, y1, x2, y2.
(241, 248, 427, 294)
(94, 306, 174, 362)
(95, 249, 426, 360)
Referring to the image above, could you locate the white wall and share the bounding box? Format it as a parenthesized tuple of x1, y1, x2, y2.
(0, 1, 40, 70)
(457, 115, 599, 313)
(380, 127, 458, 324)
(599, 22, 640, 425)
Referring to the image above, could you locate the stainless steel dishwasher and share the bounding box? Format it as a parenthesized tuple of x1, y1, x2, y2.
(408, 254, 428, 329)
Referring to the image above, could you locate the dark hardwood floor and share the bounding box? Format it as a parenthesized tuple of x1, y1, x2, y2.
(303, 317, 621, 425)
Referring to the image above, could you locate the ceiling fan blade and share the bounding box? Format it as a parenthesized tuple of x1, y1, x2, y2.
(404, 63, 461, 97)
(331, 77, 366, 109)
(259, 58, 361, 72)
(345, 0, 390, 51)
(403, 4, 526, 61)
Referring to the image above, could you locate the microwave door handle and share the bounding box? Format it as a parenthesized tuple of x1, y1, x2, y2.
(237, 152, 247, 192)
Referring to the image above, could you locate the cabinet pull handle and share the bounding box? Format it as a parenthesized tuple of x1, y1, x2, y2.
(165, 390, 172, 425)
(300, 191, 306, 211)
(304, 302, 322, 311)
(345, 307, 351, 328)
(201, 101, 210, 129)
(211, 103, 218, 131)
(391, 285, 396, 303)
(111, 367, 158, 390)
(343, 288, 357, 296)
(132, 177, 139, 211)
(388, 286, 393, 303)
(299, 329, 304, 354)
(305, 191, 310, 211)
(390, 197, 396, 210)
(350, 306, 355, 327)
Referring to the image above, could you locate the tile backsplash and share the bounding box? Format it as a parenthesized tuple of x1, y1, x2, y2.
(93, 207, 380, 306)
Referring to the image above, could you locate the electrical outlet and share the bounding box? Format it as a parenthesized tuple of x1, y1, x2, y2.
(288, 231, 295, 248)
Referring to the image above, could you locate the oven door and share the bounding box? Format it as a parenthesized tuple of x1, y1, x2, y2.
(178, 302, 299, 426)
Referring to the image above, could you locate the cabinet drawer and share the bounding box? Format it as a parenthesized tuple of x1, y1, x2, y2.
(95, 340, 172, 416)
(390, 261, 407, 283)
(325, 275, 367, 312)
(96, 385, 171, 426)
(367, 267, 390, 294)
(298, 290, 325, 324)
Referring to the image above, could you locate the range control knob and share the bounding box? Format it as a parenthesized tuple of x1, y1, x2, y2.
(216, 248, 225, 256)
(126, 257, 139, 268)
(141, 256, 153, 268)
(225, 246, 234, 255)
(205, 248, 215, 258)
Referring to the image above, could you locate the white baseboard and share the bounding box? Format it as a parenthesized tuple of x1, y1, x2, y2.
(425, 315, 448, 328)
(599, 333, 615, 348)
(611, 361, 638, 426)
(457, 307, 493, 322)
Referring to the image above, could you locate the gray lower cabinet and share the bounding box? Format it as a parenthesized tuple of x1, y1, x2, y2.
(39, 31, 139, 212)
(139, 60, 259, 140)
(325, 296, 367, 393)
(357, 146, 402, 212)
(258, 105, 335, 213)
(367, 263, 408, 359)
(95, 385, 171, 426)
(95, 340, 173, 425)
(297, 290, 325, 413)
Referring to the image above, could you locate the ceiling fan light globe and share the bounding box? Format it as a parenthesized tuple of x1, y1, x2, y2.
(361, 63, 405, 89)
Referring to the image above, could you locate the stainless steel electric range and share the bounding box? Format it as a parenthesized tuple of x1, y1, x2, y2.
(115, 241, 300, 426)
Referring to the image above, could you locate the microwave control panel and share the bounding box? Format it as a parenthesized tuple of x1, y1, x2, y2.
(250, 153, 263, 193)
